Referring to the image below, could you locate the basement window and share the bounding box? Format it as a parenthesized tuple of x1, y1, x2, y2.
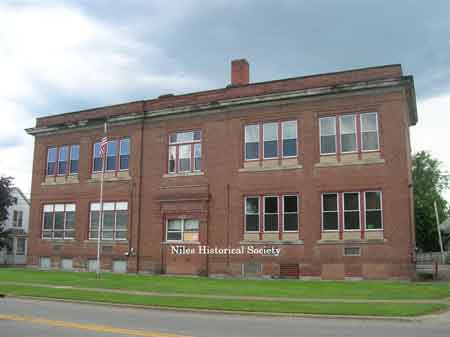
(344, 247, 361, 256)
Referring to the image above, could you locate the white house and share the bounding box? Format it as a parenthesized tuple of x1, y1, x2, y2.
(0, 187, 30, 265)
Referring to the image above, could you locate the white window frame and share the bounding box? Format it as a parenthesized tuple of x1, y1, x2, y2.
(244, 196, 260, 233)
(263, 195, 279, 232)
(69, 144, 80, 175)
(319, 116, 337, 155)
(88, 201, 128, 241)
(42, 203, 76, 240)
(339, 114, 357, 154)
(321, 193, 339, 232)
(343, 192, 360, 231)
(364, 190, 384, 231)
(165, 218, 200, 243)
(118, 138, 130, 171)
(360, 112, 380, 152)
(262, 123, 279, 160)
(281, 120, 298, 158)
(244, 124, 260, 161)
(282, 194, 299, 232)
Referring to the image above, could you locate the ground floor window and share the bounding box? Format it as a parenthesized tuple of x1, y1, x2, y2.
(166, 218, 199, 242)
(16, 238, 26, 255)
(245, 194, 299, 233)
(89, 202, 128, 240)
(42, 203, 76, 239)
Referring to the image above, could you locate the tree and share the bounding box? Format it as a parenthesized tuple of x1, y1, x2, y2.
(0, 176, 14, 249)
(413, 151, 449, 251)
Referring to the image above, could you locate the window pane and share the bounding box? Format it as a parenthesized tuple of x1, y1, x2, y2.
(93, 143, 101, 158)
(119, 155, 129, 170)
(106, 141, 117, 170)
(179, 144, 191, 171)
(264, 214, 278, 231)
(177, 131, 194, 143)
(43, 212, 54, 230)
(320, 117, 336, 136)
(54, 212, 65, 230)
(245, 142, 259, 160)
(323, 212, 338, 230)
(246, 197, 259, 214)
(102, 231, 113, 240)
(168, 146, 176, 173)
(120, 139, 130, 155)
(93, 158, 102, 172)
(167, 232, 182, 241)
(282, 121, 297, 140)
(65, 211, 75, 229)
(106, 156, 116, 171)
(344, 193, 359, 210)
(70, 159, 79, 174)
(263, 123, 278, 158)
(168, 219, 182, 231)
(283, 139, 297, 157)
(245, 125, 259, 142)
(284, 196, 298, 213)
(107, 141, 116, 156)
(103, 211, 114, 230)
(284, 213, 298, 231)
(323, 194, 337, 211)
(246, 215, 259, 231)
(58, 146, 68, 175)
(194, 143, 201, 171)
(365, 192, 381, 210)
(90, 211, 99, 230)
(169, 134, 177, 144)
(366, 210, 382, 229)
(47, 148, 57, 175)
(47, 162, 56, 176)
(341, 134, 357, 152)
(265, 197, 278, 213)
(70, 145, 79, 160)
(16, 239, 26, 255)
(116, 210, 128, 230)
(362, 131, 379, 151)
(320, 135, 336, 154)
(193, 131, 201, 141)
(115, 231, 127, 240)
(340, 115, 355, 134)
(361, 113, 377, 132)
(184, 219, 199, 232)
(344, 212, 360, 230)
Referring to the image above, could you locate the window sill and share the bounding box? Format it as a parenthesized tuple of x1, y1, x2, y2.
(239, 240, 304, 245)
(88, 171, 131, 182)
(163, 172, 204, 178)
(316, 152, 384, 168)
(42, 175, 79, 186)
(317, 239, 387, 245)
(239, 164, 303, 173)
(161, 241, 201, 245)
(85, 240, 128, 244)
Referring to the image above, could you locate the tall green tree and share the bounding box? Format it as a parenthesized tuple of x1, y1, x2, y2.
(0, 176, 14, 249)
(413, 151, 449, 251)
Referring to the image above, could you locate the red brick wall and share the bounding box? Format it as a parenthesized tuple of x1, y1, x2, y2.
(28, 73, 415, 280)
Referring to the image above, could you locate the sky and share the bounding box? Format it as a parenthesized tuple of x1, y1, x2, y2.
(0, 0, 449, 201)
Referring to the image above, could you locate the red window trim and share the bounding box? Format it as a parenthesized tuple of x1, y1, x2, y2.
(167, 130, 202, 174)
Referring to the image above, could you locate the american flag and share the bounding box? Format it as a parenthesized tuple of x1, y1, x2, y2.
(99, 136, 108, 158)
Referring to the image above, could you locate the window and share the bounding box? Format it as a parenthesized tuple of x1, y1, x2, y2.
(69, 145, 80, 174)
(42, 204, 76, 239)
(39, 257, 51, 269)
(16, 238, 26, 255)
(343, 193, 360, 230)
(12, 210, 23, 227)
(61, 258, 73, 271)
(47, 148, 57, 175)
(168, 131, 201, 174)
(245, 197, 259, 232)
(93, 138, 130, 172)
(112, 260, 127, 273)
(89, 202, 128, 240)
(46, 145, 79, 176)
(283, 195, 298, 231)
(361, 113, 379, 151)
(166, 218, 199, 242)
(264, 196, 278, 231)
(263, 123, 278, 159)
(344, 247, 360, 256)
(319, 117, 337, 154)
(282, 121, 298, 157)
(119, 139, 130, 170)
(244, 121, 298, 161)
(245, 125, 259, 160)
(322, 193, 338, 231)
(365, 191, 383, 229)
(340, 115, 357, 153)
(246, 195, 299, 233)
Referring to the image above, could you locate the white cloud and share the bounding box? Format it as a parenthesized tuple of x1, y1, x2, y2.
(411, 93, 450, 203)
(0, 2, 205, 194)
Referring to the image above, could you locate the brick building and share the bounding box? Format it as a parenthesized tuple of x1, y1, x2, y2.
(26, 59, 418, 279)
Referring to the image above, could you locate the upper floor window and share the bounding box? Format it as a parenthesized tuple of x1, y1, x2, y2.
(245, 194, 299, 233)
(46, 145, 79, 176)
(168, 131, 201, 174)
(12, 210, 23, 227)
(89, 202, 128, 240)
(42, 203, 76, 239)
(361, 113, 379, 151)
(166, 218, 199, 242)
(93, 138, 130, 173)
(319, 112, 379, 155)
(244, 121, 298, 161)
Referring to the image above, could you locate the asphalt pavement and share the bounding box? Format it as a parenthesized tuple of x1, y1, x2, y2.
(1, 297, 450, 337)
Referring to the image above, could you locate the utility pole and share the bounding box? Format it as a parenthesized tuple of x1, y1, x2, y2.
(434, 200, 445, 264)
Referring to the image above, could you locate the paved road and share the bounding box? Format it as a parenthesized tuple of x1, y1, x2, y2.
(1, 297, 450, 337)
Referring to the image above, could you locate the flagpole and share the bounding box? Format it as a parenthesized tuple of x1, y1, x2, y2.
(96, 121, 107, 279)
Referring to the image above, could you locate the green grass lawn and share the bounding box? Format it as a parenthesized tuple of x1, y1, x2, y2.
(1, 267, 450, 300)
(1, 284, 446, 317)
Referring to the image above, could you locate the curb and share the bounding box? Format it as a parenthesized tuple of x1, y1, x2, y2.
(4, 294, 424, 322)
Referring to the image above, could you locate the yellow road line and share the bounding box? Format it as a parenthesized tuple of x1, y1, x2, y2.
(0, 314, 193, 337)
